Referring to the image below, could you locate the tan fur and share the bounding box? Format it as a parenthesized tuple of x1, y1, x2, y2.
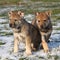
(31, 11, 52, 52)
(8, 11, 41, 55)
(41, 36, 49, 52)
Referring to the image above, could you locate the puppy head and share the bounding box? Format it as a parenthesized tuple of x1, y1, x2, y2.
(35, 11, 51, 29)
(8, 11, 24, 29)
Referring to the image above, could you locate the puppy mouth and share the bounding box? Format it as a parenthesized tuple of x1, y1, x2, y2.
(16, 26, 21, 29)
(10, 23, 21, 30)
(40, 24, 48, 29)
(10, 25, 21, 32)
(38, 24, 47, 29)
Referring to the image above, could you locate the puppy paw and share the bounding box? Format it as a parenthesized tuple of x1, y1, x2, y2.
(24, 51, 32, 56)
(44, 49, 49, 53)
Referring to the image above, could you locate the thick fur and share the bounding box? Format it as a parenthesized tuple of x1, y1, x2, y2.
(31, 11, 52, 52)
(8, 11, 41, 55)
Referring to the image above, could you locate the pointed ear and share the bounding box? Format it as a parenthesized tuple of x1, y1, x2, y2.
(21, 12, 24, 17)
(18, 11, 21, 15)
(8, 11, 13, 17)
(36, 12, 39, 16)
(45, 10, 52, 16)
(18, 11, 24, 17)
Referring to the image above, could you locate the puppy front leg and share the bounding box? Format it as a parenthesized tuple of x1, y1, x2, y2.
(41, 36, 49, 52)
(25, 36, 32, 55)
(14, 34, 19, 53)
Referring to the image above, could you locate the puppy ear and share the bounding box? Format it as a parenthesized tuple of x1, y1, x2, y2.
(18, 11, 21, 15)
(21, 12, 24, 17)
(18, 11, 24, 17)
(8, 11, 13, 17)
(45, 10, 52, 16)
(36, 12, 39, 16)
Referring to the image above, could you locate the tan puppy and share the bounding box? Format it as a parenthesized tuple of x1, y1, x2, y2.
(8, 11, 42, 55)
(31, 11, 52, 52)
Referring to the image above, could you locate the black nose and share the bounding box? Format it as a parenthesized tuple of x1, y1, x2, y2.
(41, 25, 43, 28)
(9, 24, 12, 27)
(17, 26, 20, 29)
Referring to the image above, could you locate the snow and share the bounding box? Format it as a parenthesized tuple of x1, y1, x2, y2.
(0, 14, 60, 60)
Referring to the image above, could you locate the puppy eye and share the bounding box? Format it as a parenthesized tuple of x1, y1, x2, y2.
(15, 19, 17, 21)
(38, 20, 40, 22)
(44, 20, 46, 21)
